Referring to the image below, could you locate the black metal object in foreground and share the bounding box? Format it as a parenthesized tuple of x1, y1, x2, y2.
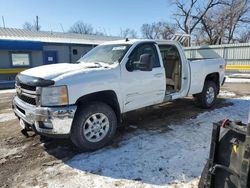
(199, 111, 250, 188)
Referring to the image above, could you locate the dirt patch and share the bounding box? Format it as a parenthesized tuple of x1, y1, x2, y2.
(0, 93, 15, 112)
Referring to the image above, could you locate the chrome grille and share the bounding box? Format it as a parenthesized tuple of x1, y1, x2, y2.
(17, 93, 36, 105)
(16, 83, 38, 106)
(19, 83, 36, 91)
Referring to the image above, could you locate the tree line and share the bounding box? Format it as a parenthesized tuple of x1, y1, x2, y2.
(23, 0, 250, 45)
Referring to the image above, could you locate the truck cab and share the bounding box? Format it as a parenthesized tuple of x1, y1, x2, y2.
(13, 39, 225, 151)
(120, 40, 191, 112)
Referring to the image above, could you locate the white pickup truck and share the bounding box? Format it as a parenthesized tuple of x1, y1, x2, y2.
(13, 39, 225, 150)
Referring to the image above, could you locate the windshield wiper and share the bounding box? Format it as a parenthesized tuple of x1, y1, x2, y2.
(93, 62, 112, 68)
(79, 61, 112, 68)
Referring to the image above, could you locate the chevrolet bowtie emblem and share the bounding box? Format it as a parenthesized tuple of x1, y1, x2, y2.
(16, 86, 22, 95)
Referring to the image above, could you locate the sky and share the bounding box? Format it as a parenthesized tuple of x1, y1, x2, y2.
(0, 0, 174, 36)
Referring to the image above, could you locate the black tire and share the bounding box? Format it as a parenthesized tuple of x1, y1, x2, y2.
(70, 102, 117, 151)
(193, 81, 217, 109)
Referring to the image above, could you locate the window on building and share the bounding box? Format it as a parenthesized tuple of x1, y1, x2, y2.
(73, 49, 78, 55)
(11, 53, 30, 67)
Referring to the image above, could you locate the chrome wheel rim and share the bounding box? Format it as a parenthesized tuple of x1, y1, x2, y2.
(83, 113, 110, 142)
(206, 87, 215, 104)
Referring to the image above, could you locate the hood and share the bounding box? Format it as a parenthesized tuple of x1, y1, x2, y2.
(21, 63, 106, 80)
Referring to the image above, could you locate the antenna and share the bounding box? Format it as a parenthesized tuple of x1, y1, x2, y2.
(2, 16, 6, 28)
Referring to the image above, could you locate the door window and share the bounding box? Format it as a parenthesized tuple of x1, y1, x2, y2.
(128, 43, 160, 70)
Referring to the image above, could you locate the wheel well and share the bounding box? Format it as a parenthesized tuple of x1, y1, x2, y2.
(76, 90, 121, 124)
(205, 72, 220, 94)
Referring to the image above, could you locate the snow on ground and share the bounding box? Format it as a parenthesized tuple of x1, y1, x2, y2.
(0, 112, 16, 123)
(219, 90, 236, 97)
(228, 73, 250, 79)
(21, 92, 250, 188)
(0, 89, 15, 94)
(225, 76, 250, 83)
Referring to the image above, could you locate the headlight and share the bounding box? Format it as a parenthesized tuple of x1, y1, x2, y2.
(41, 86, 68, 106)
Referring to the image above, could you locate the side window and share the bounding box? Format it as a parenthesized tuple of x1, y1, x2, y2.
(159, 45, 181, 63)
(129, 44, 160, 70)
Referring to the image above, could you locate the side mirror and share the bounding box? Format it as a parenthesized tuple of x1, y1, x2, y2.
(126, 59, 134, 72)
(138, 54, 153, 71)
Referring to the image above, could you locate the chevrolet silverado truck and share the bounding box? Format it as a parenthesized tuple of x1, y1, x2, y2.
(13, 39, 225, 151)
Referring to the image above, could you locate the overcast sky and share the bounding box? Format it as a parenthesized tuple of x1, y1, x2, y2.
(0, 0, 174, 36)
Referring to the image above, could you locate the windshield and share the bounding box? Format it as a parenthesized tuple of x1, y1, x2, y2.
(78, 44, 130, 65)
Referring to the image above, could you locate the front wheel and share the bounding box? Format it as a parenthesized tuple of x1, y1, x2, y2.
(70, 102, 117, 151)
(193, 81, 217, 109)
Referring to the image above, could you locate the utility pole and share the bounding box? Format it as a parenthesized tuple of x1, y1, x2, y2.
(35, 16, 39, 31)
(2, 16, 6, 28)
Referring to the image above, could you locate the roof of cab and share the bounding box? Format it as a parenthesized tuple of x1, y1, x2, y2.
(100, 39, 179, 46)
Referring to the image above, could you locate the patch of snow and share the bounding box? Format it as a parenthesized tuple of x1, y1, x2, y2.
(0, 145, 28, 159)
(29, 96, 250, 188)
(0, 112, 17, 123)
(225, 77, 250, 83)
(0, 89, 15, 94)
(229, 73, 250, 79)
(219, 90, 236, 97)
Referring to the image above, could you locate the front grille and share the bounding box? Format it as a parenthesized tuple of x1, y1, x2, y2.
(17, 93, 36, 105)
(19, 83, 36, 91)
(16, 82, 38, 106)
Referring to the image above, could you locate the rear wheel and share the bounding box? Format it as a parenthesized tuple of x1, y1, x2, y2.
(193, 81, 217, 109)
(70, 102, 117, 151)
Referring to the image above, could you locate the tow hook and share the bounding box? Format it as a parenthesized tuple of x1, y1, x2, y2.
(21, 128, 30, 138)
(19, 119, 34, 137)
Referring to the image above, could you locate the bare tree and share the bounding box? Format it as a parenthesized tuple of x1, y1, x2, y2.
(141, 22, 176, 39)
(120, 28, 137, 38)
(223, 0, 250, 43)
(237, 30, 250, 43)
(95, 30, 105, 36)
(173, 0, 221, 35)
(23, 16, 41, 31)
(69, 21, 94, 34)
(198, 0, 250, 44)
(141, 24, 154, 39)
(23, 22, 33, 30)
(198, 7, 226, 45)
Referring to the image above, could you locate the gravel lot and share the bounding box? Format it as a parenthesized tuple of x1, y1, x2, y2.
(0, 82, 249, 188)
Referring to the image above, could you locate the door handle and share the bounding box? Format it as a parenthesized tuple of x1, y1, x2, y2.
(183, 77, 187, 80)
(154, 73, 163, 78)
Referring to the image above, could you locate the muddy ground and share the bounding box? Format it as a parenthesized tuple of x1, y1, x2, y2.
(0, 83, 249, 188)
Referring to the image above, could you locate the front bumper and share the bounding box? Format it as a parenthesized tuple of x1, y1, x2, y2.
(13, 96, 77, 136)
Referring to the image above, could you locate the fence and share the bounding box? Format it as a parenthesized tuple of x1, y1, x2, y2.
(184, 43, 250, 72)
